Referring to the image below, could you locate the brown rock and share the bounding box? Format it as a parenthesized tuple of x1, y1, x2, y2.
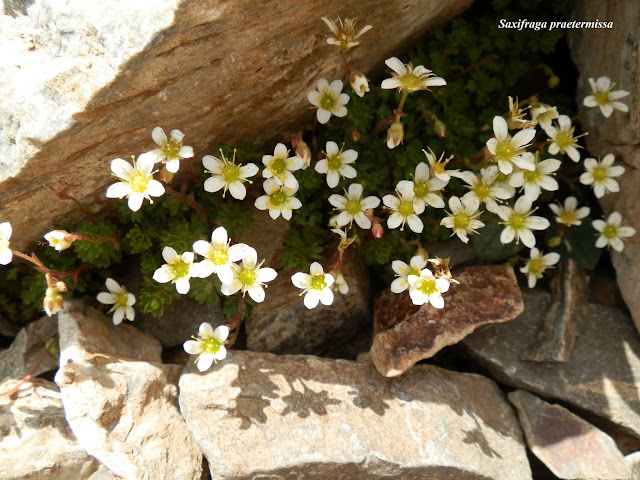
(0, 376, 116, 480)
(234, 207, 289, 270)
(0, 0, 472, 251)
(569, 1, 640, 334)
(55, 301, 202, 480)
(245, 251, 370, 355)
(509, 390, 631, 480)
(179, 350, 532, 480)
(463, 290, 640, 440)
(0, 315, 59, 381)
(371, 265, 523, 377)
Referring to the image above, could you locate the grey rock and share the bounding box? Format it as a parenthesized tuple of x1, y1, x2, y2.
(0, 0, 472, 251)
(569, 1, 640, 335)
(0, 376, 115, 480)
(179, 350, 532, 480)
(626, 451, 640, 478)
(245, 251, 370, 355)
(0, 315, 58, 381)
(463, 290, 640, 440)
(509, 389, 631, 480)
(55, 301, 202, 480)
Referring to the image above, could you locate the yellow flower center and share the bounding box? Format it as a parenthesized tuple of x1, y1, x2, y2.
(163, 139, 182, 159)
(432, 163, 446, 175)
(399, 73, 423, 92)
(413, 182, 429, 198)
(270, 191, 287, 207)
(327, 155, 343, 171)
(509, 213, 526, 230)
(222, 163, 241, 183)
(131, 175, 149, 193)
(115, 290, 129, 308)
(0, 237, 9, 251)
(346, 199, 362, 215)
(559, 211, 578, 225)
(238, 267, 257, 287)
(594, 91, 610, 106)
(210, 249, 228, 265)
(453, 214, 469, 230)
(554, 131, 572, 150)
(310, 274, 327, 291)
(170, 259, 191, 278)
(416, 276, 438, 296)
(528, 258, 543, 275)
(494, 141, 515, 161)
(474, 183, 490, 199)
(320, 92, 338, 111)
(269, 156, 287, 176)
(523, 170, 541, 183)
(603, 225, 618, 239)
(202, 336, 223, 355)
(592, 166, 607, 182)
(398, 200, 414, 217)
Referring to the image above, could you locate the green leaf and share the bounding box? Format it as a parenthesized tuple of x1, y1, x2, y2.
(138, 278, 178, 317)
(557, 219, 602, 269)
(189, 276, 221, 306)
(123, 227, 152, 254)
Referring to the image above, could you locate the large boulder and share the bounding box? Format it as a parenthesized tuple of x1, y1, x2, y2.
(0, 0, 472, 250)
(569, 0, 640, 333)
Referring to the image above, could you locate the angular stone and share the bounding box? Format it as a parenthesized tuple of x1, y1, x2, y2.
(235, 208, 290, 270)
(179, 350, 531, 480)
(0, 0, 472, 251)
(626, 451, 640, 478)
(569, 1, 640, 335)
(0, 376, 115, 480)
(59, 300, 161, 363)
(509, 390, 631, 480)
(463, 291, 640, 439)
(0, 315, 58, 381)
(245, 251, 370, 355)
(55, 302, 202, 480)
(371, 265, 523, 377)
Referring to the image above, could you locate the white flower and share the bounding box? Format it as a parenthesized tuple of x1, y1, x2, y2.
(328, 183, 380, 229)
(593, 212, 636, 252)
(334, 272, 349, 294)
(486, 116, 536, 175)
(390, 254, 428, 293)
(422, 148, 459, 182)
(543, 115, 582, 162)
(315, 141, 358, 188)
(331, 227, 357, 250)
(44, 230, 74, 252)
(549, 197, 590, 227)
(497, 196, 550, 248)
(579, 154, 625, 198)
(291, 262, 335, 309)
(0, 222, 13, 265)
(381, 57, 446, 93)
(350, 71, 370, 97)
(407, 268, 450, 308)
(307, 78, 350, 124)
(529, 103, 558, 129)
(203, 149, 258, 200)
(583, 76, 630, 118)
(459, 166, 513, 213)
(507, 96, 534, 129)
(43, 287, 64, 316)
(509, 156, 561, 202)
(192, 226, 252, 284)
(183, 323, 229, 372)
(383, 182, 424, 233)
(321, 16, 372, 51)
(106, 153, 165, 212)
(262, 143, 305, 189)
(152, 247, 200, 294)
(97, 278, 136, 325)
(520, 248, 561, 288)
(385, 121, 404, 149)
(148, 127, 194, 173)
(254, 178, 302, 220)
(440, 196, 484, 243)
(220, 247, 277, 302)
(400, 162, 447, 212)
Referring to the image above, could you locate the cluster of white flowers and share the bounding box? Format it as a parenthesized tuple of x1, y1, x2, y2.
(390, 254, 452, 308)
(153, 226, 277, 302)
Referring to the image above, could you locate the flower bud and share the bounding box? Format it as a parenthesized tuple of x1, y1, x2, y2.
(433, 118, 446, 138)
(371, 222, 384, 239)
(55, 281, 67, 292)
(349, 71, 370, 97)
(386, 121, 404, 149)
(547, 75, 560, 89)
(294, 139, 312, 169)
(44, 230, 75, 252)
(349, 127, 361, 143)
(548, 236, 562, 248)
(43, 287, 64, 317)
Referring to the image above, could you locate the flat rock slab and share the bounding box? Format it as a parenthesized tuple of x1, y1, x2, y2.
(0, 376, 115, 480)
(509, 390, 631, 480)
(371, 265, 523, 377)
(55, 301, 202, 480)
(0, 0, 472, 250)
(245, 251, 370, 355)
(0, 315, 58, 381)
(463, 290, 640, 440)
(179, 350, 532, 480)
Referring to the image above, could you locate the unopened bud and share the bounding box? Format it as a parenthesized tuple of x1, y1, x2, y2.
(349, 127, 361, 143)
(158, 167, 174, 184)
(44, 230, 75, 252)
(349, 71, 370, 97)
(547, 75, 560, 89)
(386, 121, 404, 149)
(55, 281, 67, 292)
(43, 287, 64, 317)
(294, 139, 312, 169)
(371, 222, 384, 239)
(548, 236, 562, 248)
(433, 118, 446, 138)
